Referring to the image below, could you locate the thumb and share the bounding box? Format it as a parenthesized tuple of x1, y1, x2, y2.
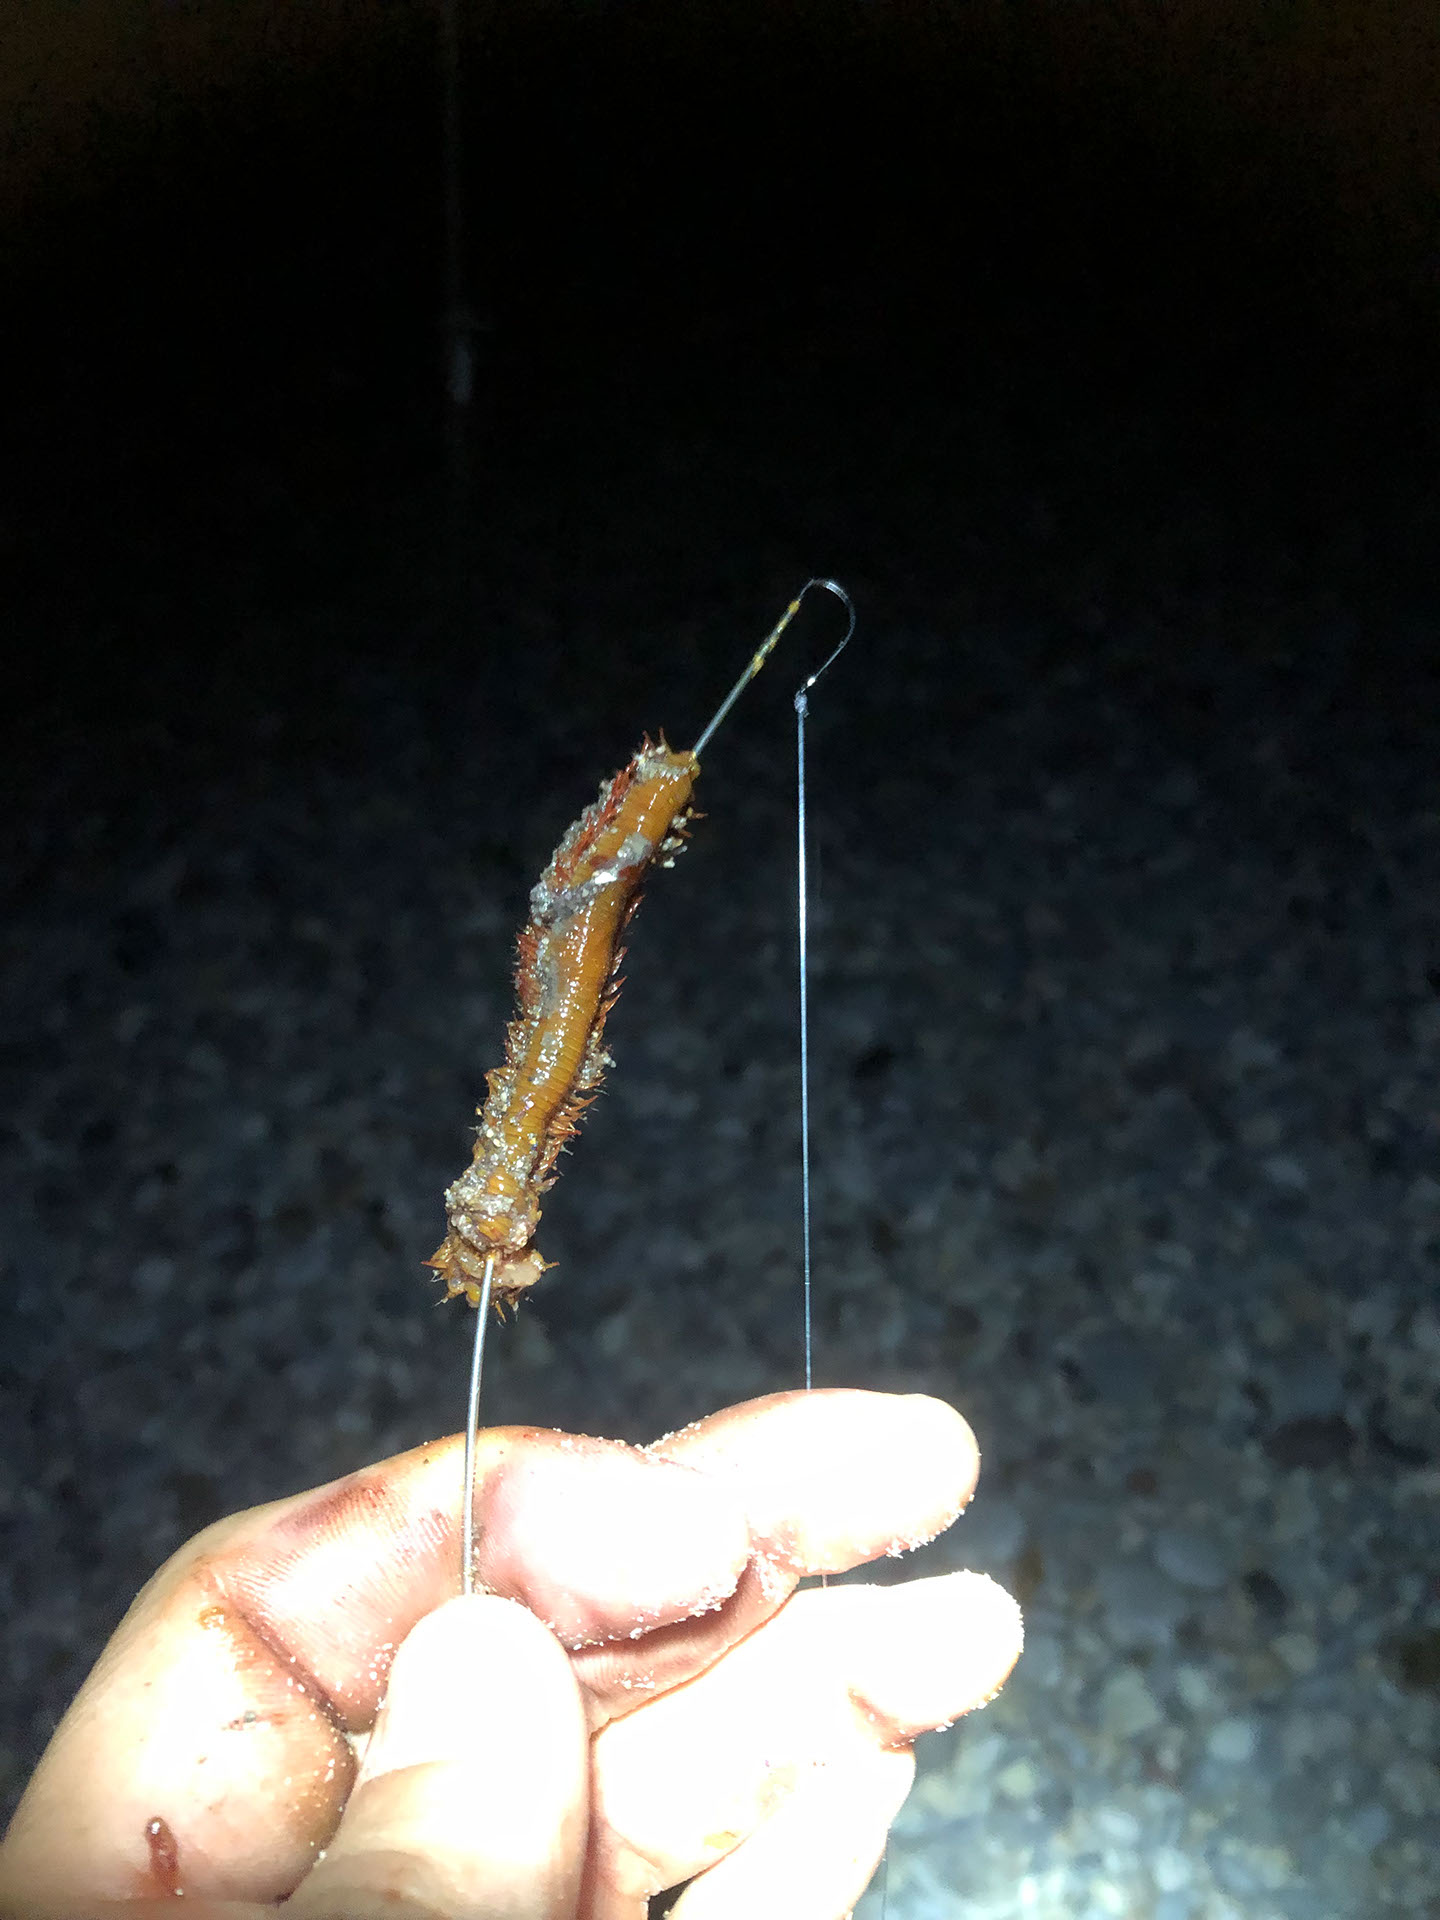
(288, 1594, 589, 1920)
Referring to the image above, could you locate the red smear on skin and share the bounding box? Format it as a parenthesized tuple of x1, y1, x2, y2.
(199, 1428, 751, 1737)
(212, 1466, 463, 1727)
(192, 1594, 314, 1702)
(219, 1431, 681, 1726)
(264, 1468, 404, 1545)
(143, 1816, 182, 1897)
(185, 1578, 360, 1836)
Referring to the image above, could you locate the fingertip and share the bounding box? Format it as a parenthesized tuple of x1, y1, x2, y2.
(290, 1595, 588, 1920)
(358, 1593, 581, 1780)
(652, 1389, 983, 1574)
(845, 1569, 1025, 1740)
(891, 1392, 983, 1520)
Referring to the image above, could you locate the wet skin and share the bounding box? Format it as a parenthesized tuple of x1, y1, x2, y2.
(0, 1388, 1023, 1920)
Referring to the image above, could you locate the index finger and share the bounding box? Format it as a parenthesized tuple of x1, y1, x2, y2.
(652, 1389, 979, 1574)
(568, 1390, 979, 1708)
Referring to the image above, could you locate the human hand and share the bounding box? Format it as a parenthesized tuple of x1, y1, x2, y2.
(0, 1389, 1023, 1920)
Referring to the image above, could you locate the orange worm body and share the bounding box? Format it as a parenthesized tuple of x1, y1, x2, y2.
(429, 738, 699, 1310)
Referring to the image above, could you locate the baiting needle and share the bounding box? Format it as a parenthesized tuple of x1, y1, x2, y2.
(457, 579, 855, 1593)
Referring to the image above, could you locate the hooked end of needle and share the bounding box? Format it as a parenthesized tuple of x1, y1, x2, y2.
(794, 579, 855, 702)
(693, 578, 856, 757)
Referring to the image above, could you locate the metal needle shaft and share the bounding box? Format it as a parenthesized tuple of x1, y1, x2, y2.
(461, 1251, 495, 1595)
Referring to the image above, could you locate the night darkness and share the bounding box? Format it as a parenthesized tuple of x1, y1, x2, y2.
(3, 2, 1440, 1912)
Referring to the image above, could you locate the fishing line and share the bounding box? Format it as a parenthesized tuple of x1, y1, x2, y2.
(794, 583, 854, 1393)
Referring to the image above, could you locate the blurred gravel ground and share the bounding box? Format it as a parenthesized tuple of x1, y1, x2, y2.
(4, 373, 1440, 1917)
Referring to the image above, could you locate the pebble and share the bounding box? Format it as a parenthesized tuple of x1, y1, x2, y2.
(1345, 1804, 1392, 1852)
(1098, 1668, 1164, 1738)
(1273, 1630, 1319, 1675)
(1086, 1881, 1128, 1915)
(1099, 1560, 1190, 1648)
(1174, 1663, 1223, 1714)
(1323, 1576, 1362, 1634)
(1280, 1710, 1350, 1765)
(1207, 1718, 1260, 1763)
(1153, 1527, 1229, 1591)
(1152, 1846, 1193, 1892)
(995, 1757, 1040, 1801)
(1213, 1839, 1296, 1894)
(1262, 1152, 1309, 1191)
(1094, 1806, 1141, 1846)
(959, 1496, 1027, 1565)
(1265, 1351, 1346, 1422)
(1017, 1632, 1063, 1690)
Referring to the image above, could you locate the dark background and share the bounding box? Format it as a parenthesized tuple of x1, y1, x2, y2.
(3, 2, 1439, 1907)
